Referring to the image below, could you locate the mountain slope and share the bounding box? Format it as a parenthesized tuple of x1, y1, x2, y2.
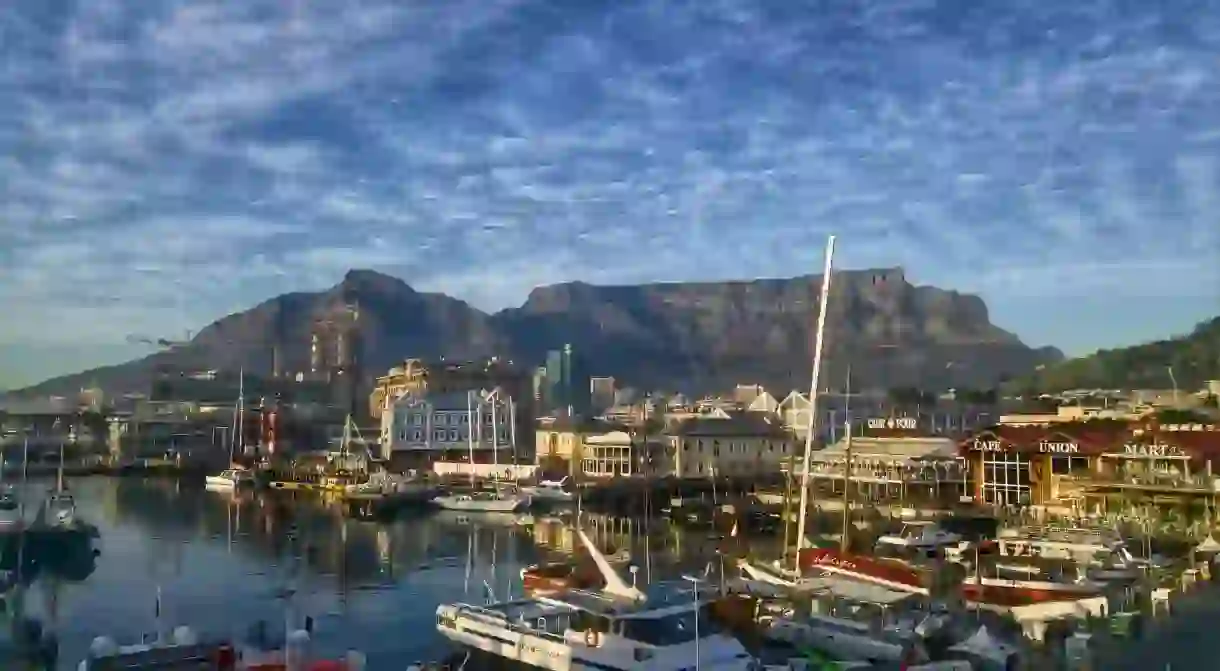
(6, 268, 1062, 399)
(1010, 316, 1220, 392)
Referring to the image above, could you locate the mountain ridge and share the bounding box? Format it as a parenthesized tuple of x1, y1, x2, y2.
(5, 267, 1064, 399)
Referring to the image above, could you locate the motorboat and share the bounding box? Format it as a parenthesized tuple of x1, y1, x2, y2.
(436, 583, 754, 670)
(39, 491, 77, 529)
(522, 476, 576, 504)
(875, 522, 962, 553)
(521, 549, 632, 595)
(434, 490, 530, 513)
(0, 486, 22, 532)
(204, 468, 257, 490)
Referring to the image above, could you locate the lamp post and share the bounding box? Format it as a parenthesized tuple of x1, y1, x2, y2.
(682, 574, 703, 670)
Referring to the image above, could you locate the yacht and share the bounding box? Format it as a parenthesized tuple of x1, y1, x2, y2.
(522, 477, 576, 504)
(437, 528, 752, 670)
(436, 583, 753, 670)
(204, 468, 257, 490)
(434, 489, 530, 513)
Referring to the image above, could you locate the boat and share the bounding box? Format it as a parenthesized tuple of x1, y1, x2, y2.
(437, 524, 754, 670)
(434, 490, 529, 513)
(874, 522, 963, 554)
(521, 476, 576, 504)
(38, 491, 77, 529)
(436, 581, 754, 670)
(795, 547, 1102, 607)
(434, 390, 529, 513)
(0, 486, 21, 533)
(204, 467, 257, 490)
(520, 549, 632, 595)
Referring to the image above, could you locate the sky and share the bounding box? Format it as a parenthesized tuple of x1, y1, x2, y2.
(2, 0, 1219, 389)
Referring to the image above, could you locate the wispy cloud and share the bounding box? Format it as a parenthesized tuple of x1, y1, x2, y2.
(2, 0, 1219, 384)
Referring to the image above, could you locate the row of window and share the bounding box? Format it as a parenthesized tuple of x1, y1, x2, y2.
(402, 411, 508, 426)
(678, 439, 789, 456)
(396, 429, 510, 443)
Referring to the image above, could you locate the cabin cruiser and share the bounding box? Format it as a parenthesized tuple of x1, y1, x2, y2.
(204, 468, 256, 490)
(522, 477, 576, 503)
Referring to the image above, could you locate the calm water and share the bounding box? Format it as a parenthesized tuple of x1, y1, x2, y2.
(14, 477, 769, 670)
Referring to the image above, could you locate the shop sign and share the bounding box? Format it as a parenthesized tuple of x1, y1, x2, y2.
(971, 439, 1003, 452)
(1038, 441, 1079, 454)
(1123, 442, 1184, 458)
(868, 417, 918, 430)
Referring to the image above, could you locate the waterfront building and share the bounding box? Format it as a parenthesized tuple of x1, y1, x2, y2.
(805, 435, 968, 503)
(380, 387, 518, 468)
(659, 412, 793, 479)
(960, 419, 1220, 506)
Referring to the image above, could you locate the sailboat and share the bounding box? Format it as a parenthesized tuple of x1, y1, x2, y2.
(0, 458, 22, 534)
(205, 369, 255, 490)
(38, 434, 77, 529)
(435, 390, 529, 513)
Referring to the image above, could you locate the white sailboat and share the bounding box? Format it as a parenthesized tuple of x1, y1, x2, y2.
(435, 390, 529, 513)
(39, 430, 77, 529)
(206, 369, 254, 491)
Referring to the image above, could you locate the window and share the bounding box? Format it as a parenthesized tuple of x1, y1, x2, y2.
(1051, 455, 1090, 476)
(434, 430, 446, 441)
(449, 430, 459, 441)
(981, 451, 1031, 505)
(412, 430, 422, 441)
(412, 414, 423, 426)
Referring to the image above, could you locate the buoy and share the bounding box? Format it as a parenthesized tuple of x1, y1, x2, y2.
(172, 626, 197, 645)
(88, 636, 118, 658)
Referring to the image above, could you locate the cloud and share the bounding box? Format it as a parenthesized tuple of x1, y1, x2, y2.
(2, 0, 1220, 384)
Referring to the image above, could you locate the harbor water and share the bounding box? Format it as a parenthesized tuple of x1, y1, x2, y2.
(5, 477, 762, 669)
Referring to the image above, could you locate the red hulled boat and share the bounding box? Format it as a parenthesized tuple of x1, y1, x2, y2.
(796, 547, 1102, 607)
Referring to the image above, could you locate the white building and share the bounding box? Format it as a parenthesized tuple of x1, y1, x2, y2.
(379, 387, 517, 461)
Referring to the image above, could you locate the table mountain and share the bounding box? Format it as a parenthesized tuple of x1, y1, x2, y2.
(7, 268, 1062, 399)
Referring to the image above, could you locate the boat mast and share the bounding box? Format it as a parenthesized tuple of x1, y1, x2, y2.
(490, 389, 500, 494)
(794, 235, 836, 571)
(466, 390, 476, 488)
(841, 365, 853, 553)
(235, 368, 245, 462)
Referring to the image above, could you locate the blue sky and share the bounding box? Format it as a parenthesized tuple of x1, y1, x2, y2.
(2, 0, 1219, 389)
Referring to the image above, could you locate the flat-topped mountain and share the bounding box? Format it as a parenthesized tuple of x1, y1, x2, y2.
(8, 268, 1063, 398)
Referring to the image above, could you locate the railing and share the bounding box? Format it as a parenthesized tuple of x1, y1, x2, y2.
(1062, 472, 1218, 492)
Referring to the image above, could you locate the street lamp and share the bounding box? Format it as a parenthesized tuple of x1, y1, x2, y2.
(681, 574, 703, 670)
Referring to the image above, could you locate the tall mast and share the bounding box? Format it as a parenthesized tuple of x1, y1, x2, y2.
(841, 365, 853, 552)
(490, 389, 500, 494)
(794, 235, 836, 570)
(466, 390, 476, 487)
(236, 368, 245, 459)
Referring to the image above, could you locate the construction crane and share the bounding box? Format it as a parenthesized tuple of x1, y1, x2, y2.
(126, 333, 193, 351)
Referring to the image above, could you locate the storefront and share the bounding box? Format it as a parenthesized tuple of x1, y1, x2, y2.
(961, 423, 1220, 506)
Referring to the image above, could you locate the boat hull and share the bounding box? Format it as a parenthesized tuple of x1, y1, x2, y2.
(796, 548, 1099, 606)
(434, 495, 528, 513)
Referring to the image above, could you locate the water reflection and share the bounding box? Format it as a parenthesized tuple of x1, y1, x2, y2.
(37, 478, 783, 668)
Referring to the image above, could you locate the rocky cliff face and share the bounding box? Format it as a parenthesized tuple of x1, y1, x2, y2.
(10, 268, 1063, 397)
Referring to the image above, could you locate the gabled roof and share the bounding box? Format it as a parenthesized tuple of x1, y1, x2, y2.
(669, 411, 790, 438)
(777, 391, 810, 410)
(747, 392, 780, 413)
